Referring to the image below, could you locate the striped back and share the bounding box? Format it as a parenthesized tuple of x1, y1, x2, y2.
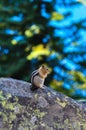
(31, 69, 39, 83)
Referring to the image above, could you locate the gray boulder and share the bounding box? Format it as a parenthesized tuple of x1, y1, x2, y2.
(0, 78, 86, 130)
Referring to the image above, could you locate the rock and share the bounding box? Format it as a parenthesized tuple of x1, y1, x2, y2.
(0, 77, 86, 130)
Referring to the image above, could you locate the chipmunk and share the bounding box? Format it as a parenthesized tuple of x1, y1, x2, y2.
(30, 65, 50, 91)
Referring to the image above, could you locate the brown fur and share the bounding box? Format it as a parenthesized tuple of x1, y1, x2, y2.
(39, 65, 50, 79)
(30, 65, 50, 91)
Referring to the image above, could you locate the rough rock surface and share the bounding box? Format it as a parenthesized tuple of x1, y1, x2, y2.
(0, 78, 86, 130)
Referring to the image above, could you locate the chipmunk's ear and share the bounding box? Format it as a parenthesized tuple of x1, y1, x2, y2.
(41, 64, 45, 68)
(39, 64, 45, 70)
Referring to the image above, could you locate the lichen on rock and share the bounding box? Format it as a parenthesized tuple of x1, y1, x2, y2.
(0, 78, 86, 130)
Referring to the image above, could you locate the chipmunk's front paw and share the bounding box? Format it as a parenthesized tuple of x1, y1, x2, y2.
(40, 86, 45, 89)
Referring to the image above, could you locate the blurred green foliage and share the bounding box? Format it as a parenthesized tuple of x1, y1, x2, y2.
(0, 0, 86, 99)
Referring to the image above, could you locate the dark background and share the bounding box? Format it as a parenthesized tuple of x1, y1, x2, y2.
(0, 0, 86, 99)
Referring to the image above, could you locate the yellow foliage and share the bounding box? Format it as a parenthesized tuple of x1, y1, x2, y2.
(50, 79, 63, 89)
(72, 42, 78, 46)
(26, 44, 50, 60)
(78, 83, 86, 89)
(69, 71, 86, 83)
(25, 30, 33, 37)
(78, 0, 86, 5)
(30, 25, 40, 33)
(25, 46, 30, 52)
(11, 39, 17, 45)
(25, 25, 40, 38)
(51, 12, 64, 21)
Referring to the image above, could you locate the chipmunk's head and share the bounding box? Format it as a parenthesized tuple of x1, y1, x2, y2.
(39, 65, 50, 79)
